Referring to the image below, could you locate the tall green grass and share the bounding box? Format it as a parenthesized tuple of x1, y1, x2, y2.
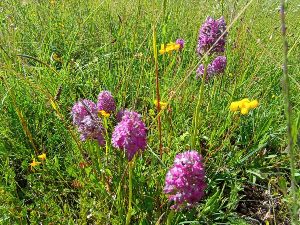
(0, 0, 299, 224)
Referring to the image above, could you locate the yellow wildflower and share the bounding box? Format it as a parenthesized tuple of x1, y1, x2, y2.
(159, 42, 180, 55)
(166, 42, 180, 53)
(38, 153, 46, 161)
(249, 100, 259, 109)
(174, 44, 180, 51)
(159, 44, 166, 54)
(230, 98, 259, 115)
(229, 102, 239, 112)
(29, 159, 41, 170)
(242, 102, 251, 110)
(154, 100, 168, 110)
(240, 107, 249, 115)
(99, 110, 110, 118)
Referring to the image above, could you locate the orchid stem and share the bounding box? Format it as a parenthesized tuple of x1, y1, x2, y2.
(125, 159, 134, 225)
(191, 60, 208, 151)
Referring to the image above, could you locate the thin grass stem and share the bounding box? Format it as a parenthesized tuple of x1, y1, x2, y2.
(125, 159, 134, 225)
(191, 61, 208, 151)
(280, 1, 298, 223)
(152, 25, 163, 158)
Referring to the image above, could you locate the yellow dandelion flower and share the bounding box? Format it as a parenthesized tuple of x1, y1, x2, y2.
(229, 102, 239, 112)
(240, 107, 249, 115)
(237, 101, 244, 109)
(99, 110, 110, 118)
(249, 100, 259, 109)
(173, 44, 180, 51)
(241, 101, 251, 110)
(154, 100, 168, 110)
(167, 42, 180, 52)
(38, 153, 46, 161)
(230, 98, 258, 115)
(159, 44, 166, 55)
(29, 159, 41, 170)
(165, 46, 174, 54)
(159, 42, 180, 55)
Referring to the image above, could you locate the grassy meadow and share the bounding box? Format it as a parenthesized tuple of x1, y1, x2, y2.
(0, 0, 300, 224)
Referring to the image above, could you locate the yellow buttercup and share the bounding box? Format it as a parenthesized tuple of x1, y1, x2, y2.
(229, 99, 259, 115)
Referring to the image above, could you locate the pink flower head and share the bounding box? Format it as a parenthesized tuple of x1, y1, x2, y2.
(196, 56, 227, 80)
(197, 16, 227, 56)
(97, 91, 116, 113)
(71, 99, 105, 146)
(164, 151, 206, 210)
(112, 111, 147, 161)
(78, 115, 105, 146)
(116, 108, 130, 122)
(211, 55, 227, 73)
(176, 39, 185, 50)
(71, 99, 97, 125)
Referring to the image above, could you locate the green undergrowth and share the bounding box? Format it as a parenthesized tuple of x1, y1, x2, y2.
(0, 0, 299, 224)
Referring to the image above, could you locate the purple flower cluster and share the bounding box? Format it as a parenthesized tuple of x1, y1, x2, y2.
(71, 99, 105, 146)
(176, 39, 185, 51)
(196, 16, 228, 80)
(78, 115, 105, 146)
(164, 151, 206, 210)
(112, 111, 147, 161)
(196, 56, 227, 80)
(116, 108, 129, 122)
(97, 91, 116, 113)
(71, 99, 97, 125)
(197, 16, 227, 56)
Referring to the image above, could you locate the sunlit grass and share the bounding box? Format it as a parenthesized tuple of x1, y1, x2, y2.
(0, 0, 299, 224)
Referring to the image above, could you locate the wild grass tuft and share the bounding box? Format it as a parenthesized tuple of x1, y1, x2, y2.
(0, 0, 299, 224)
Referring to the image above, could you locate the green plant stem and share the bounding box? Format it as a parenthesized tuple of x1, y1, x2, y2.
(125, 160, 134, 225)
(103, 117, 109, 158)
(152, 25, 163, 158)
(280, 1, 298, 224)
(191, 61, 208, 151)
(166, 210, 175, 225)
